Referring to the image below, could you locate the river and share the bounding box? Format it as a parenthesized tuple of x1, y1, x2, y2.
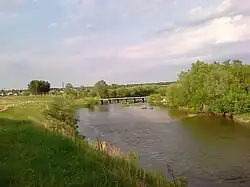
(77, 104, 250, 187)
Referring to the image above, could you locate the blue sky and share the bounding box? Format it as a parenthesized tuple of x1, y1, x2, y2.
(1, 0, 250, 89)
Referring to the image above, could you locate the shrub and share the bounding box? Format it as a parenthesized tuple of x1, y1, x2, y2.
(42, 97, 78, 136)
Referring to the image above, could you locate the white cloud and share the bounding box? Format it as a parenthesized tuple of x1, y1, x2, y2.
(119, 15, 250, 62)
(60, 0, 177, 24)
(216, 0, 232, 13)
(1, 0, 250, 88)
(63, 36, 88, 46)
(188, 6, 203, 15)
(188, 0, 232, 22)
(188, 0, 250, 23)
(85, 23, 94, 29)
(47, 22, 57, 29)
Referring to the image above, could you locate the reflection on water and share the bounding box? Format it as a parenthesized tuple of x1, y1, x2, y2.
(77, 104, 250, 187)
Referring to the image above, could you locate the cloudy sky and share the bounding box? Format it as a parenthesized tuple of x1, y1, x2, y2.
(1, 0, 250, 88)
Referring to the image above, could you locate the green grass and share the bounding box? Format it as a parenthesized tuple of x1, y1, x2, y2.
(234, 113, 250, 119)
(0, 96, 183, 187)
(74, 97, 100, 108)
(0, 95, 53, 103)
(234, 113, 250, 124)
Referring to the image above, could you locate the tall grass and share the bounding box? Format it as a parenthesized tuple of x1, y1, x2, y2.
(74, 97, 100, 108)
(0, 95, 187, 187)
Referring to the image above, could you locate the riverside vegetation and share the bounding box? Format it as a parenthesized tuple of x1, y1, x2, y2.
(0, 94, 187, 187)
(2, 59, 250, 186)
(148, 59, 250, 123)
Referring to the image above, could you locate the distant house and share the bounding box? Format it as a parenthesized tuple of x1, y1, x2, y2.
(7, 92, 13, 96)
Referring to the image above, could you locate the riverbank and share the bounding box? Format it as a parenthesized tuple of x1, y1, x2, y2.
(233, 113, 250, 126)
(147, 60, 250, 128)
(151, 98, 250, 125)
(0, 96, 185, 187)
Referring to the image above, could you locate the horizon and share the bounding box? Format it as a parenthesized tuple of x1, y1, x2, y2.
(0, 80, 176, 91)
(1, 0, 250, 89)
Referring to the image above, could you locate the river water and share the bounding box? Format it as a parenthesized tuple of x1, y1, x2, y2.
(77, 104, 250, 187)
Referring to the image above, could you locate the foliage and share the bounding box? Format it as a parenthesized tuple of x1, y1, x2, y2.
(42, 97, 78, 136)
(157, 59, 250, 116)
(108, 85, 161, 98)
(94, 80, 109, 98)
(22, 90, 30, 96)
(81, 88, 98, 97)
(28, 80, 51, 95)
(59, 80, 167, 100)
(65, 83, 74, 90)
(0, 96, 187, 187)
(92, 80, 162, 99)
(75, 97, 100, 108)
(0, 89, 6, 96)
(64, 83, 75, 96)
(0, 118, 186, 187)
(148, 93, 163, 105)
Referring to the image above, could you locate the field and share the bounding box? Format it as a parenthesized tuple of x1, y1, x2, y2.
(0, 96, 184, 187)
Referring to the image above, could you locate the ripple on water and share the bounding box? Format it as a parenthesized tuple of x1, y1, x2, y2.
(77, 105, 250, 187)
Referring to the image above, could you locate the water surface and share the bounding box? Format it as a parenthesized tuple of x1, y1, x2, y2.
(77, 104, 250, 187)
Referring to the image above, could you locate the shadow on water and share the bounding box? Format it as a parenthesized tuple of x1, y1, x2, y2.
(166, 108, 189, 119)
(167, 109, 250, 186)
(78, 104, 250, 187)
(89, 105, 110, 112)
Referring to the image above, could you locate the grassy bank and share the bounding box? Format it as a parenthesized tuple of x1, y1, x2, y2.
(234, 113, 250, 124)
(149, 95, 250, 125)
(0, 96, 185, 187)
(74, 97, 100, 108)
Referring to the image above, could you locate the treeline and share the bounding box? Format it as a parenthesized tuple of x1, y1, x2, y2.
(16, 80, 166, 98)
(152, 59, 250, 116)
(63, 80, 164, 99)
(116, 81, 175, 87)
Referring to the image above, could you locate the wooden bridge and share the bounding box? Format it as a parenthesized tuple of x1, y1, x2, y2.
(100, 96, 147, 105)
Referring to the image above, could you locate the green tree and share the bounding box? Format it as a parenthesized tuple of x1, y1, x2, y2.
(108, 89, 118, 98)
(65, 83, 74, 91)
(64, 83, 77, 97)
(0, 89, 6, 96)
(160, 59, 250, 116)
(28, 80, 51, 95)
(109, 84, 119, 89)
(94, 80, 109, 98)
(116, 87, 130, 98)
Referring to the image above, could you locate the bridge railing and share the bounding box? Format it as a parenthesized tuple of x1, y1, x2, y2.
(99, 96, 147, 104)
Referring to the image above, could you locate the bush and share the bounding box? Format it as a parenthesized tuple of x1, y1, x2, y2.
(157, 59, 250, 116)
(148, 94, 163, 104)
(42, 97, 78, 136)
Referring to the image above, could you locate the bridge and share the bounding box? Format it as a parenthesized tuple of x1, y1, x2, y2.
(100, 96, 147, 105)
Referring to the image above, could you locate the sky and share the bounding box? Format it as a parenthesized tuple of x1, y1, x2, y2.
(0, 0, 250, 89)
